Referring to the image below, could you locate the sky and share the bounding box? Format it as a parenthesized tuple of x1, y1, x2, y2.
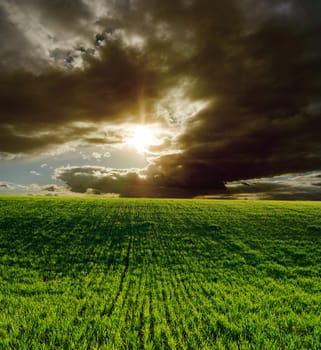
(1, 0, 321, 199)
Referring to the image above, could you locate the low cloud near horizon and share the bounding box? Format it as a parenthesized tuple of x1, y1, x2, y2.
(1, 171, 321, 200)
(224, 172, 321, 200)
(1, 0, 321, 197)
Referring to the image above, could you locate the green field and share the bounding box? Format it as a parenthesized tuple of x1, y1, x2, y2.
(0, 197, 321, 349)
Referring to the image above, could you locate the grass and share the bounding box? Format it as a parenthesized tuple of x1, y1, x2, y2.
(0, 196, 321, 349)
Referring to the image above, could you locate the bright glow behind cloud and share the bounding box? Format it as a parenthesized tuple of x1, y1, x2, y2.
(127, 125, 162, 154)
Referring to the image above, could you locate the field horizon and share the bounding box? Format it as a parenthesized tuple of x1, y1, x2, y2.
(1, 196, 321, 349)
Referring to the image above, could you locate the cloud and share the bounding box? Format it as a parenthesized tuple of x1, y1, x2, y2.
(0, 0, 97, 72)
(0, 41, 164, 150)
(1, 0, 321, 196)
(0, 181, 27, 193)
(28, 183, 76, 196)
(0, 181, 73, 195)
(54, 164, 226, 197)
(0, 123, 125, 155)
(54, 166, 147, 196)
(40, 184, 70, 194)
(224, 172, 321, 200)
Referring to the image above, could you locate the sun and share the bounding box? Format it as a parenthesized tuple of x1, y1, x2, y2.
(128, 125, 158, 153)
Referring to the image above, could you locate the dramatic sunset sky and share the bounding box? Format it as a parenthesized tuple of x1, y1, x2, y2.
(1, 0, 321, 198)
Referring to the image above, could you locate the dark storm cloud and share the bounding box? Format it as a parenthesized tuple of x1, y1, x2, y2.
(83, 130, 125, 145)
(54, 165, 212, 197)
(0, 43, 162, 124)
(292, 1, 321, 26)
(0, 5, 48, 72)
(146, 0, 321, 191)
(54, 166, 146, 196)
(25, 0, 92, 29)
(0, 0, 96, 72)
(0, 123, 117, 154)
(224, 172, 321, 200)
(1, 0, 321, 196)
(0, 124, 63, 153)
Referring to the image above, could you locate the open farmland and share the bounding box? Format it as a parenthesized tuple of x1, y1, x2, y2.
(0, 197, 321, 349)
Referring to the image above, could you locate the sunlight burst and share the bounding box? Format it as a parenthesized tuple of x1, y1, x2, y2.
(128, 125, 159, 153)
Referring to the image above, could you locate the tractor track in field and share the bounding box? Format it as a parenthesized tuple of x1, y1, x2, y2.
(106, 232, 133, 317)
